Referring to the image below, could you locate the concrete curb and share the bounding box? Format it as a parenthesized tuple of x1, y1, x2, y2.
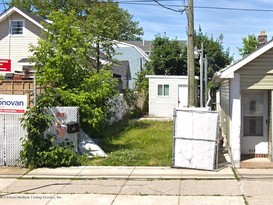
(20, 166, 236, 180)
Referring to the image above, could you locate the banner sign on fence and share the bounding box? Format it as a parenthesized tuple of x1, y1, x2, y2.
(0, 94, 27, 114)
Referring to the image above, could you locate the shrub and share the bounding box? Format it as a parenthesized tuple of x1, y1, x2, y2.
(20, 106, 84, 169)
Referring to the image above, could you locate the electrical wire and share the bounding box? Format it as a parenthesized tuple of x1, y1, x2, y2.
(2, 1, 273, 13)
(152, 0, 182, 13)
(117, 1, 273, 13)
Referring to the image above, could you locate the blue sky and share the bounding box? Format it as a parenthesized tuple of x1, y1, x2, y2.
(118, 0, 273, 60)
(1, 0, 273, 60)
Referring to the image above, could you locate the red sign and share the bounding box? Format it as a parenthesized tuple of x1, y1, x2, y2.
(0, 59, 11, 72)
(55, 112, 66, 118)
(0, 109, 25, 113)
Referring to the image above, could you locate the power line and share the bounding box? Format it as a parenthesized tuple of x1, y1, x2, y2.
(2, 1, 273, 13)
(193, 5, 273, 12)
(152, 0, 182, 13)
(116, 1, 273, 13)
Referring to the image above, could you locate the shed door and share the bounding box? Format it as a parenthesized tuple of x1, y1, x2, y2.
(178, 85, 188, 108)
(241, 91, 268, 155)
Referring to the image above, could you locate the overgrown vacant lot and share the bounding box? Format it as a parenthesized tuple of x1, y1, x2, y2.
(86, 119, 173, 166)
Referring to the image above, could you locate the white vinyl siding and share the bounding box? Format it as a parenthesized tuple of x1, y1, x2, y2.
(0, 12, 41, 73)
(269, 91, 272, 160)
(220, 79, 230, 145)
(238, 48, 273, 90)
(241, 75, 273, 90)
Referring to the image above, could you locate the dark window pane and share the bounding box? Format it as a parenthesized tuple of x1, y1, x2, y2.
(158, 85, 162, 95)
(164, 85, 169, 96)
(244, 116, 263, 136)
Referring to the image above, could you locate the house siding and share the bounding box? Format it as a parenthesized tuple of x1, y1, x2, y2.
(238, 48, 273, 90)
(241, 75, 273, 90)
(114, 46, 147, 89)
(268, 90, 273, 161)
(220, 79, 230, 146)
(0, 12, 41, 74)
(148, 76, 188, 117)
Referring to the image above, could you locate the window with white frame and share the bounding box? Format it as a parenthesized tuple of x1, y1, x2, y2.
(158, 84, 169, 96)
(10, 20, 24, 35)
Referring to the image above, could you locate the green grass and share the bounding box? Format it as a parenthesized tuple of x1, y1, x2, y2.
(85, 119, 173, 166)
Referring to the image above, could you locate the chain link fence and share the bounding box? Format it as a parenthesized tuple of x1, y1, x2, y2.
(172, 108, 219, 170)
(0, 114, 26, 166)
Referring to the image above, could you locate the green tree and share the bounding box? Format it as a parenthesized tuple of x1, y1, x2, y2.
(135, 28, 232, 93)
(194, 27, 233, 81)
(9, 0, 143, 41)
(10, 0, 143, 71)
(146, 34, 187, 75)
(238, 34, 258, 57)
(135, 35, 186, 112)
(30, 11, 118, 132)
(80, 2, 143, 71)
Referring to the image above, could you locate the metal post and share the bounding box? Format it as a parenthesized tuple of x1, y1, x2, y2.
(204, 55, 208, 106)
(199, 43, 204, 107)
(33, 76, 37, 106)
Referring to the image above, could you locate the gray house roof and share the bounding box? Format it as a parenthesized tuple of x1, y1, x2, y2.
(111, 61, 131, 80)
(124, 41, 153, 53)
(20, 8, 47, 25)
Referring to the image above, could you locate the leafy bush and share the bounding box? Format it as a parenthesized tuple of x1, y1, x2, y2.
(20, 106, 84, 169)
(37, 140, 80, 168)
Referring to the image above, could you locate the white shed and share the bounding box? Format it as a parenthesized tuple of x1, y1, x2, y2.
(146, 75, 197, 118)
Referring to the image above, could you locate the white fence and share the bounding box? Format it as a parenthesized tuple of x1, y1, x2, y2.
(0, 114, 26, 166)
(173, 108, 219, 170)
(109, 93, 128, 124)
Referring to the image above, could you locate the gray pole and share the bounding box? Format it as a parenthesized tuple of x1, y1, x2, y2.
(204, 54, 208, 106)
(200, 43, 203, 107)
(187, 0, 195, 107)
(33, 76, 37, 106)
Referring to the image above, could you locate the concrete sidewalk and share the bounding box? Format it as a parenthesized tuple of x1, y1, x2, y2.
(2, 166, 273, 205)
(0, 166, 246, 205)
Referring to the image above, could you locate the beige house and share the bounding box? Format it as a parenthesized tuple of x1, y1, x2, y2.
(213, 32, 273, 167)
(0, 6, 46, 76)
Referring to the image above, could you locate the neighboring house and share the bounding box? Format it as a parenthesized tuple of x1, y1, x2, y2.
(0, 6, 130, 89)
(146, 75, 198, 118)
(0, 6, 45, 75)
(113, 41, 149, 89)
(115, 40, 186, 89)
(212, 31, 273, 168)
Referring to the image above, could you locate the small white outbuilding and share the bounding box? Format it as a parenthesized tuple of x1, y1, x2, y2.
(146, 75, 197, 118)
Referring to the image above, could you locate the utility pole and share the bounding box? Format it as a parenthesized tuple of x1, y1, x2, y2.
(187, 0, 195, 107)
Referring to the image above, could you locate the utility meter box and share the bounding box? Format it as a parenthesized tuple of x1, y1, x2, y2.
(67, 121, 79, 133)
